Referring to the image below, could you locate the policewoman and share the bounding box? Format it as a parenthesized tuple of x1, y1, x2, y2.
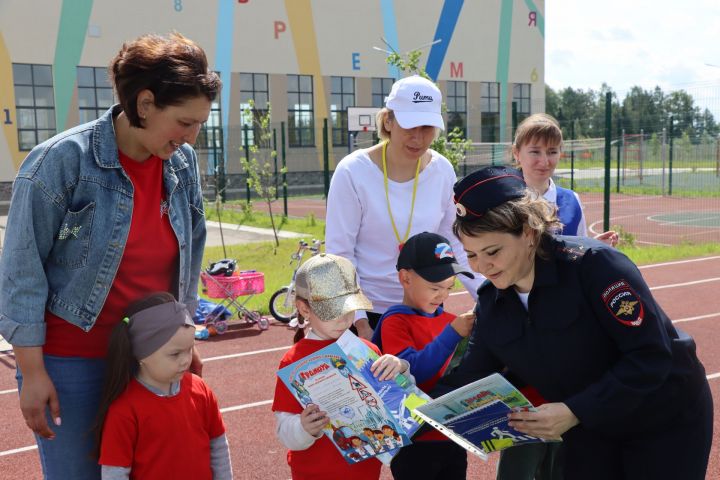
(439, 166, 713, 479)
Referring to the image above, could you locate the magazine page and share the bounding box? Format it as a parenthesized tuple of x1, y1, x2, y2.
(277, 334, 415, 465)
(335, 330, 431, 439)
(413, 373, 547, 459)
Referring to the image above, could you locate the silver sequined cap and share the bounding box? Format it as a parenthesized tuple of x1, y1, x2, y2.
(295, 253, 373, 322)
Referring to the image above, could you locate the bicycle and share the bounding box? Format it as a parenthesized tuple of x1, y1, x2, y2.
(268, 239, 323, 323)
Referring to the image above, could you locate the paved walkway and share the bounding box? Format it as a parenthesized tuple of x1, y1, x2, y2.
(0, 216, 309, 250)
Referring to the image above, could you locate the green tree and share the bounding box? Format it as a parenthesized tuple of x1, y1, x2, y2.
(545, 84, 561, 119)
(240, 100, 284, 248)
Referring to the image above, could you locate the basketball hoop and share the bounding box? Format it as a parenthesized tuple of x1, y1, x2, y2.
(347, 107, 381, 133)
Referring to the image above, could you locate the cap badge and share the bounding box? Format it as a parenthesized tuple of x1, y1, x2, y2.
(412, 91, 433, 103)
(435, 243, 454, 259)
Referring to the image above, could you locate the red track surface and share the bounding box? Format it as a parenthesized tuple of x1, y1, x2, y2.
(1, 256, 719, 479)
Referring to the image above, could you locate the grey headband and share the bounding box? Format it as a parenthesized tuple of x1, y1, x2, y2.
(126, 301, 195, 360)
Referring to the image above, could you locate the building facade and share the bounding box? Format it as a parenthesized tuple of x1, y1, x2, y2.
(0, 0, 545, 198)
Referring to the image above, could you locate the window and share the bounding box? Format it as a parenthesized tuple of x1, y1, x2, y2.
(195, 100, 223, 173)
(330, 76, 355, 146)
(77, 66, 114, 124)
(513, 83, 531, 124)
(13, 63, 56, 151)
(371, 77, 394, 108)
(239, 73, 269, 147)
(287, 74, 314, 147)
(481, 82, 500, 142)
(446, 80, 467, 138)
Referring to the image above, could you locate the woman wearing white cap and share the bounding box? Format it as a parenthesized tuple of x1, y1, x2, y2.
(326, 75, 482, 340)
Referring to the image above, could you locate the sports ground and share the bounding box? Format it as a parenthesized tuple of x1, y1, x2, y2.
(1, 196, 719, 479)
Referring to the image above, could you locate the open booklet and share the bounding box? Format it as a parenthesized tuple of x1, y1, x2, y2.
(277, 330, 431, 465)
(412, 373, 552, 461)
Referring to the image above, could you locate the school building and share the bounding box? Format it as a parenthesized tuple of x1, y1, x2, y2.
(0, 0, 545, 200)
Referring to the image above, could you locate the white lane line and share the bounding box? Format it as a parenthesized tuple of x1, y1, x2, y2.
(204, 345, 290, 363)
(220, 399, 273, 413)
(449, 290, 470, 297)
(650, 277, 720, 291)
(0, 346, 294, 395)
(673, 313, 720, 324)
(0, 445, 37, 457)
(639, 256, 720, 269)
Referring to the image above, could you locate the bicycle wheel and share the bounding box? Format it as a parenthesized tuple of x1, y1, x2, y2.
(269, 287, 296, 323)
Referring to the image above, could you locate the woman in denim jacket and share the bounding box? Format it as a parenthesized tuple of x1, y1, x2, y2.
(0, 33, 220, 479)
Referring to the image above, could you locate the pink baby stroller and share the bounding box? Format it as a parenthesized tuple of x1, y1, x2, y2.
(200, 259, 269, 332)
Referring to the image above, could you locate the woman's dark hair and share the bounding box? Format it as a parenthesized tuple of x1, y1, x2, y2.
(452, 191, 562, 260)
(92, 292, 177, 457)
(109, 32, 221, 128)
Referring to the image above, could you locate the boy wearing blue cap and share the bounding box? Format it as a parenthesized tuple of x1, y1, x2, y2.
(372, 231, 475, 480)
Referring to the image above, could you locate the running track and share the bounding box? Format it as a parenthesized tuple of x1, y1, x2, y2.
(1, 256, 719, 479)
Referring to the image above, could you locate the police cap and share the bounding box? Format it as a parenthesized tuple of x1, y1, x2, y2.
(453, 166, 526, 219)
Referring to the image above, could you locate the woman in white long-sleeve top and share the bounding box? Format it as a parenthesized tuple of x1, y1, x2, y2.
(325, 75, 482, 340)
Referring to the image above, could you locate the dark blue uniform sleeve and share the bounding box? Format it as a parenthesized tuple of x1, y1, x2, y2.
(564, 247, 675, 428)
(432, 304, 505, 398)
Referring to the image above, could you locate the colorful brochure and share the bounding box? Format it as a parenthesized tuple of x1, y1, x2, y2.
(277, 330, 431, 465)
(412, 373, 550, 461)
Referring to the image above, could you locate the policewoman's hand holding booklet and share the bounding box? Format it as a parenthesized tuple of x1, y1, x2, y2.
(412, 373, 556, 461)
(276, 330, 431, 465)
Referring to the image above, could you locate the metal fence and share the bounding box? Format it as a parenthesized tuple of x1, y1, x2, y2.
(198, 105, 720, 246)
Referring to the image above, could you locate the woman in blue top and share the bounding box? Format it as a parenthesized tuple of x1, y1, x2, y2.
(512, 113, 617, 244)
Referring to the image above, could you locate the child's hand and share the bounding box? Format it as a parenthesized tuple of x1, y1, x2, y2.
(370, 354, 405, 381)
(450, 310, 475, 337)
(594, 230, 619, 247)
(300, 404, 328, 437)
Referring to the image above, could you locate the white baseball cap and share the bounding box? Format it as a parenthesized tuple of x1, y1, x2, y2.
(385, 75, 445, 130)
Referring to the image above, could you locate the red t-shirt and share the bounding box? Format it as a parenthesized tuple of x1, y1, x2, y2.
(44, 152, 179, 357)
(272, 337, 383, 480)
(380, 310, 457, 442)
(100, 373, 225, 480)
(379, 310, 457, 393)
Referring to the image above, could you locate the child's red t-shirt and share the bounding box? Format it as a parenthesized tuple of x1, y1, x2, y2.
(272, 337, 383, 480)
(100, 373, 225, 479)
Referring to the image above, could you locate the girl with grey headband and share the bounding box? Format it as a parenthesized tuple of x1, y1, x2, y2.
(93, 292, 233, 479)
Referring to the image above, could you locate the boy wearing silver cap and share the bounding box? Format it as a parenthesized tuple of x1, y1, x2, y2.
(272, 253, 412, 480)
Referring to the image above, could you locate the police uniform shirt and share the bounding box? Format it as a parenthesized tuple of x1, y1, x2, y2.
(440, 235, 706, 437)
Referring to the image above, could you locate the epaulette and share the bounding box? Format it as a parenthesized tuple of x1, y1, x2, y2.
(554, 236, 590, 262)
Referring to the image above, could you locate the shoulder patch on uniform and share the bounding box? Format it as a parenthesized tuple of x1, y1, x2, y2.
(601, 279, 644, 327)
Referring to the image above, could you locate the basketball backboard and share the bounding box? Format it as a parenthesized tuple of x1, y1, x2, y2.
(348, 107, 381, 132)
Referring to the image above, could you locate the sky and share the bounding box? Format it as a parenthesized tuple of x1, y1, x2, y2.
(544, 0, 720, 116)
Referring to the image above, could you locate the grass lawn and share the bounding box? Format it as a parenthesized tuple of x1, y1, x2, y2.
(199, 210, 720, 315)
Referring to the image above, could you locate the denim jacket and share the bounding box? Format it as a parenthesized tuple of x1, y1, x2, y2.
(0, 106, 206, 347)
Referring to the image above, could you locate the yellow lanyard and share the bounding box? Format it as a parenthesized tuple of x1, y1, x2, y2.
(382, 141, 421, 249)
